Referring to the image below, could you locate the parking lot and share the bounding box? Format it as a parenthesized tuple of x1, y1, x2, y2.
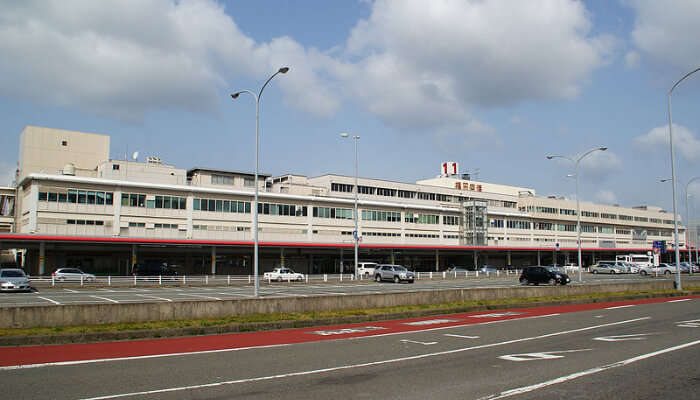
(2, 272, 693, 307)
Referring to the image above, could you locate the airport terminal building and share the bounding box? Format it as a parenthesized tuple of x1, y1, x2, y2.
(0, 126, 690, 276)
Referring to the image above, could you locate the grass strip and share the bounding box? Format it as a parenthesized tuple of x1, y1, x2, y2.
(2, 287, 698, 338)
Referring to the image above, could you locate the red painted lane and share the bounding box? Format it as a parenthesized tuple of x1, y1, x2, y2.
(0, 296, 695, 368)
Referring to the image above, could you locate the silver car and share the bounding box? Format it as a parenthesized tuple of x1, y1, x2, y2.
(590, 263, 624, 274)
(375, 264, 415, 283)
(53, 267, 97, 282)
(0, 268, 32, 292)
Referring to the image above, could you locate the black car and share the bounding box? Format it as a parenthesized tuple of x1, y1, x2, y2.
(519, 266, 570, 286)
(131, 262, 178, 276)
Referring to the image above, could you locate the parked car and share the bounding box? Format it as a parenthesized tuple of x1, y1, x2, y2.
(589, 263, 624, 274)
(356, 262, 378, 277)
(0, 268, 32, 292)
(477, 265, 498, 274)
(374, 264, 415, 283)
(52, 267, 96, 282)
(519, 266, 570, 286)
(639, 263, 677, 276)
(679, 262, 699, 273)
(132, 262, 178, 276)
(263, 267, 305, 282)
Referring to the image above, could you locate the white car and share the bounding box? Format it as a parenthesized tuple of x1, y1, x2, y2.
(639, 263, 677, 276)
(263, 268, 305, 282)
(356, 262, 378, 277)
(53, 267, 96, 282)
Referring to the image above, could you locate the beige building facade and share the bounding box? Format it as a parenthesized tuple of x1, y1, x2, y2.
(0, 126, 689, 275)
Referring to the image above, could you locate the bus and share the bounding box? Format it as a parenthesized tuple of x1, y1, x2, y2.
(616, 253, 654, 268)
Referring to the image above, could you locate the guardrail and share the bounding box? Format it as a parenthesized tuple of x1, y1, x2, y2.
(28, 269, 523, 288)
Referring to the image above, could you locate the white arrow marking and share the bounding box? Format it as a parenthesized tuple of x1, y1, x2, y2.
(400, 339, 437, 346)
(593, 333, 653, 342)
(445, 334, 480, 339)
(499, 349, 592, 362)
(677, 319, 700, 328)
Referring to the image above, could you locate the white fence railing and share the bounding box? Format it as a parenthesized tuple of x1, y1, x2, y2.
(28, 270, 521, 288)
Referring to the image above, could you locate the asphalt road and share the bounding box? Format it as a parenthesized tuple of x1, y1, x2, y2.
(3, 273, 697, 308)
(1, 296, 699, 399)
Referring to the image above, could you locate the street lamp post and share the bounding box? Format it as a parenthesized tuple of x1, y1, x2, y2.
(667, 66, 700, 290)
(231, 67, 289, 297)
(340, 133, 360, 278)
(547, 146, 607, 283)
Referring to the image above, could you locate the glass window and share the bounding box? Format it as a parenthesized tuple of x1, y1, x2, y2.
(223, 200, 230, 212)
(86, 220, 94, 225)
(67, 219, 75, 224)
(129, 193, 138, 207)
(193, 198, 200, 210)
(87, 191, 96, 204)
(95, 221, 104, 226)
(78, 190, 87, 204)
(216, 200, 222, 212)
(47, 192, 57, 202)
(179, 198, 186, 210)
(58, 193, 68, 203)
(121, 193, 129, 206)
(96, 192, 105, 205)
(201, 199, 209, 211)
(155, 196, 163, 208)
(76, 220, 85, 225)
(105, 192, 113, 205)
(68, 190, 77, 203)
(138, 194, 145, 207)
(164, 196, 172, 209)
(245, 202, 251, 213)
(38, 192, 47, 201)
(208, 199, 215, 212)
(146, 200, 155, 208)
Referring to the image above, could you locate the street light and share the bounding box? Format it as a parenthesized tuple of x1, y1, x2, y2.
(546, 146, 607, 282)
(340, 132, 360, 278)
(667, 66, 700, 290)
(231, 66, 290, 297)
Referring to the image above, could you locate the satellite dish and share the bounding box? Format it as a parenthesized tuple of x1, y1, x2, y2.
(132, 151, 139, 161)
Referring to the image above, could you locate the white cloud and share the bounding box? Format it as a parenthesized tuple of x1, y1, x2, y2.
(625, 51, 641, 68)
(627, 0, 700, 71)
(0, 0, 340, 121)
(635, 124, 700, 162)
(340, 0, 614, 135)
(0, 0, 615, 139)
(595, 190, 618, 205)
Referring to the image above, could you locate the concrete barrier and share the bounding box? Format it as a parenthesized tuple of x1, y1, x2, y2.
(0, 281, 675, 329)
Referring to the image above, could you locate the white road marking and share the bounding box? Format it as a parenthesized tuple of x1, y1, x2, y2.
(470, 312, 523, 318)
(444, 334, 480, 339)
(182, 294, 221, 301)
(677, 319, 700, 328)
(477, 339, 700, 400)
(36, 296, 60, 305)
(605, 305, 635, 310)
(90, 296, 119, 304)
(136, 294, 173, 302)
(63, 288, 78, 293)
(667, 298, 691, 303)
(404, 319, 460, 326)
(499, 349, 592, 362)
(64, 317, 649, 399)
(400, 339, 437, 345)
(593, 333, 655, 342)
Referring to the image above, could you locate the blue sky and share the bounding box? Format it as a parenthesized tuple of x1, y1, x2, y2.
(1, 0, 700, 217)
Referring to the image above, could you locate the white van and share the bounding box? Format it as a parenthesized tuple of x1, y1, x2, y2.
(356, 262, 378, 277)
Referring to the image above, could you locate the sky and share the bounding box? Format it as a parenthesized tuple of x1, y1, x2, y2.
(1, 0, 700, 218)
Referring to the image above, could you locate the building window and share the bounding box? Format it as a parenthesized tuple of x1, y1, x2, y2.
(61, 140, 67, 146)
(212, 174, 234, 185)
(112, 164, 120, 170)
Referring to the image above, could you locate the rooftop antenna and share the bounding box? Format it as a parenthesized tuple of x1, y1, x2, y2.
(132, 151, 139, 162)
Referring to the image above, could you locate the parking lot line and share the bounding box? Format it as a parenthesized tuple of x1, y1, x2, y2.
(36, 296, 61, 305)
(136, 294, 173, 302)
(90, 295, 119, 304)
